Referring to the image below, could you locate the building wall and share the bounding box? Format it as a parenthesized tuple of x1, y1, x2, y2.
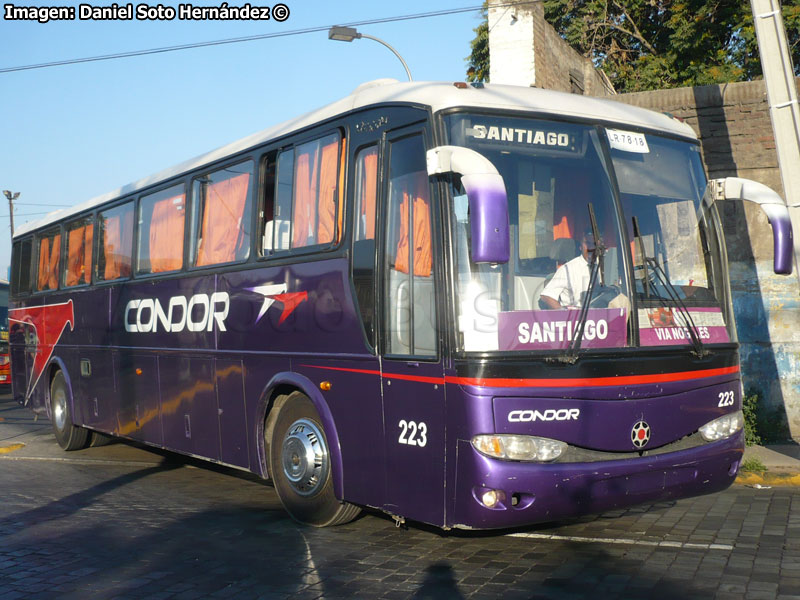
(487, 1, 535, 86)
(615, 81, 800, 440)
(488, 0, 612, 95)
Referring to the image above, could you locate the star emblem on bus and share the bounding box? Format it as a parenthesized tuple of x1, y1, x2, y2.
(631, 420, 651, 448)
(248, 283, 308, 324)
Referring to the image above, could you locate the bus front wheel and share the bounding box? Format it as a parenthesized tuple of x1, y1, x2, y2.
(268, 392, 360, 527)
(50, 370, 88, 451)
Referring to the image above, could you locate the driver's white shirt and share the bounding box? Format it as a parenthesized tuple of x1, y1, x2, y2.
(541, 255, 591, 307)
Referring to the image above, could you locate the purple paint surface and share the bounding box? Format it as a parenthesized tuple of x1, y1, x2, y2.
(461, 174, 510, 264)
(498, 308, 628, 351)
(771, 212, 794, 275)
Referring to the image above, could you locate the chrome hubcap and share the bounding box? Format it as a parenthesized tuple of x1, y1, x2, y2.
(52, 388, 67, 431)
(281, 418, 329, 497)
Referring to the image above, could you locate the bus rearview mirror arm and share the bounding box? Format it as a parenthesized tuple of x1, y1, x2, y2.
(709, 177, 794, 275)
(427, 145, 510, 264)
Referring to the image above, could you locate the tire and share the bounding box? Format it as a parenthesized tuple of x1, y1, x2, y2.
(88, 431, 113, 447)
(268, 392, 361, 527)
(50, 370, 88, 451)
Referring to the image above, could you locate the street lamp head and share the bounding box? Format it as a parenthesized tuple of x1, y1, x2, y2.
(328, 26, 361, 42)
(2, 190, 19, 201)
(327, 26, 413, 82)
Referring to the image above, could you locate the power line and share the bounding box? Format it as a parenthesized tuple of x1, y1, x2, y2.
(0, 4, 519, 74)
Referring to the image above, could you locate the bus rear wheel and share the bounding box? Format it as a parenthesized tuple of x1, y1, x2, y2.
(268, 392, 360, 527)
(50, 370, 88, 451)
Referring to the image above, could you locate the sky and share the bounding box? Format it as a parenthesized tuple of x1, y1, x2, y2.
(0, 0, 485, 279)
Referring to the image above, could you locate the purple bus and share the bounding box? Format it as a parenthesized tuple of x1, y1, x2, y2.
(9, 81, 794, 529)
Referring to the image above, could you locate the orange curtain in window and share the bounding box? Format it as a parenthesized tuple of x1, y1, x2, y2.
(317, 139, 339, 245)
(336, 140, 346, 243)
(553, 173, 591, 240)
(103, 215, 120, 280)
(196, 173, 250, 266)
(358, 148, 378, 240)
(292, 137, 340, 248)
(38, 234, 61, 290)
(149, 194, 185, 272)
(394, 172, 432, 277)
(37, 237, 51, 290)
(292, 147, 318, 248)
(65, 224, 93, 286)
(84, 223, 94, 281)
(103, 209, 133, 280)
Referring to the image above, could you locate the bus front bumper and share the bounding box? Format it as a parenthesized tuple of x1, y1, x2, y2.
(450, 431, 743, 530)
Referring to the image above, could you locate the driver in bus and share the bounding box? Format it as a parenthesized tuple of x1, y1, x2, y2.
(540, 229, 594, 309)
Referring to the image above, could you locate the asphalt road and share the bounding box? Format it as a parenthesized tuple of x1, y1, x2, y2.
(1, 395, 799, 599)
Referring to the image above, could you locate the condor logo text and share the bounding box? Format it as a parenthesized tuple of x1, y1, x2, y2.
(125, 293, 229, 333)
(508, 408, 580, 422)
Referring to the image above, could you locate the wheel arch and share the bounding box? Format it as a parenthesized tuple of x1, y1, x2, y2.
(46, 356, 73, 421)
(256, 371, 345, 500)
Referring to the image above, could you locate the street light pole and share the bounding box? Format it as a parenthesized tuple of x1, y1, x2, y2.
(328, 26, 413, 82)
(2, 190, 18, 238)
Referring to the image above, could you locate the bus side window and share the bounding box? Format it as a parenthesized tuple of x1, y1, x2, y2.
(262, 132, 344, 255)
(64, 217, 94, 287)
(384, 134, 436, 357)
(292, 134, 340, 249)
(137, 184, 186, 275)
(36, 228, 62, 291)
(11, 238, 32, 296)
(192, 161, 253, 267)
(97, 202, 134, 281)
(264, 150, 293, 253)
(352, 145, 378, 345)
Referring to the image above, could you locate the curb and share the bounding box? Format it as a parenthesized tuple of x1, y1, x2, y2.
(0, 443, 25, 454)
(735, 471, 800, 487)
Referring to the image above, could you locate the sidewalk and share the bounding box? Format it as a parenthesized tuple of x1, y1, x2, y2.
(737, 443, 800, 487)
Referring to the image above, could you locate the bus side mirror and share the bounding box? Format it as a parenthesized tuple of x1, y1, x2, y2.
(709, 177, 794, 275)
(427, 145, 510, 264)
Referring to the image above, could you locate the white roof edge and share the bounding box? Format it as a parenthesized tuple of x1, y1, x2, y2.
(15, 81, 697, 238)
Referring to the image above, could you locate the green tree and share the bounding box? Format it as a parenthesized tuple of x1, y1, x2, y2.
(467, 2, 490, 82)
(467, 1, 800, 93)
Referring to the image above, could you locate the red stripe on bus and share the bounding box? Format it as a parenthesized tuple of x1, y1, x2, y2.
(300, 364, 739, 387)
(444, 365, 740, 388)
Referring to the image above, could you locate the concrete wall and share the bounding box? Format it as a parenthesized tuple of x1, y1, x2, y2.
(488, 0, 613, 95)
(487, 1, 535, 86)
(615, 82, 800, 441)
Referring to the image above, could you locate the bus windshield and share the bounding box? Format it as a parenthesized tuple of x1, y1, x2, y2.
(445, 114, 731, 353)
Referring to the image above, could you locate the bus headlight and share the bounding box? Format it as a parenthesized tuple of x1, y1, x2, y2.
(699, 411, 744, 442)
(471, 434, 566, 462)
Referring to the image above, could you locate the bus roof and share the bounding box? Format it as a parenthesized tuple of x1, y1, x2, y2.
(15, 80, 697, 238)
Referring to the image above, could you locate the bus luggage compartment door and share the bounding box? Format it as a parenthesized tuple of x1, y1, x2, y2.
(115, 352, 162, 444)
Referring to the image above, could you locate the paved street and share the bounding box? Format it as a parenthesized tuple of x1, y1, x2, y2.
(1, 395, 799, 600)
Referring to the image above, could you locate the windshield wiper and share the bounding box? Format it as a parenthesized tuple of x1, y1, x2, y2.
(631, 217, 707, 357)
(560, 203, 604, 363)
(632, 216, 650, 299)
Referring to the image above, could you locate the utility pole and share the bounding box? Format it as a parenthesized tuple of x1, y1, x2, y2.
(750, 0, 800, 281)
(2, 190, 18, 238)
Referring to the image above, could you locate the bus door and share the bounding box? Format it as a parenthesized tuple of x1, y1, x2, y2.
(380, 128, 446, 526)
